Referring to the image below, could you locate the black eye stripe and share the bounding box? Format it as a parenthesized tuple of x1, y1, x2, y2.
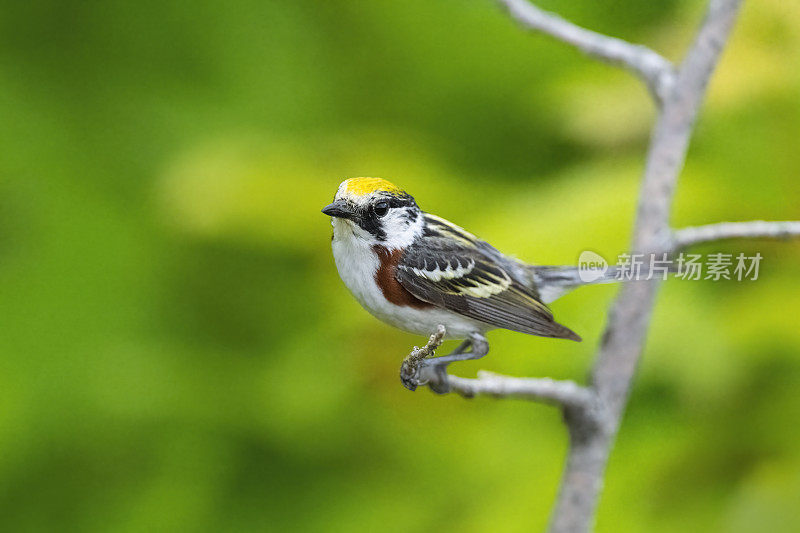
(350, 193, 420, 241)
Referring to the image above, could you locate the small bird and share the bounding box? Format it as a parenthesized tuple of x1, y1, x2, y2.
(322, 177, 619, 389)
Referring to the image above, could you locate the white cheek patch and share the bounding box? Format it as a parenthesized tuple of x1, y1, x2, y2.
(381, 208, 424, 250)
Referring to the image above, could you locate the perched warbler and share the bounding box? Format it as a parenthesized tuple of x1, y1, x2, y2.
(322, 177, 619, 388)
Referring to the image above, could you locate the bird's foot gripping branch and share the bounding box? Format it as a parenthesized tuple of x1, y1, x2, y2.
(399, 325, 447, 392)
(400, 324, 599, 412)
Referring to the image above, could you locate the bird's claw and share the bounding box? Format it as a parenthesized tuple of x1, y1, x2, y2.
(400, 357, 424, 391)
(400, 359, 450, 393)
(399, 325, 448, 392)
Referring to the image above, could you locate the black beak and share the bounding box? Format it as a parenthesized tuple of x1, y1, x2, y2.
(321, 199, 358, 220)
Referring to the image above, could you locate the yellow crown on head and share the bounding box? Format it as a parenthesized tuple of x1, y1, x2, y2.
(342, 177, 404, 197)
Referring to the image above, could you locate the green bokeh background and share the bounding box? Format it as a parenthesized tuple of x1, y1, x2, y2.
(1, 0, 799, 531)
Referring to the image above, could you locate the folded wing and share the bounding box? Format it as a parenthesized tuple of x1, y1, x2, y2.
(396, 225, 581, 341)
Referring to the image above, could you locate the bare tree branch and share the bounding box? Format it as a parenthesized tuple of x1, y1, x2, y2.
(446, 371, 597, 410)
(496, 0, 676, 103)
(402, 1, 768, 532)
(552, 1, 744, 532)
(673, 221, 800, 249)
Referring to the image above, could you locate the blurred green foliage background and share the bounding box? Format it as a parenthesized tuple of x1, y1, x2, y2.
(1, 0, 799, 531)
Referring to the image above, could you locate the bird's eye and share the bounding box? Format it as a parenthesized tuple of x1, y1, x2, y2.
(373, 201, 390, 217)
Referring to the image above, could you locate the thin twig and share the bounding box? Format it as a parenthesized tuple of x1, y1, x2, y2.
(447, 371, 597, 410)
(496, 0, 676, 103)
(673, 221, 800, 249)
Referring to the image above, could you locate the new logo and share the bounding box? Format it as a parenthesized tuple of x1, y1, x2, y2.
(578, 251, 608, 282)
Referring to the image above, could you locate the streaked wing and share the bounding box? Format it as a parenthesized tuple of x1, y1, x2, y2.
(397, 216, 581, 340)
